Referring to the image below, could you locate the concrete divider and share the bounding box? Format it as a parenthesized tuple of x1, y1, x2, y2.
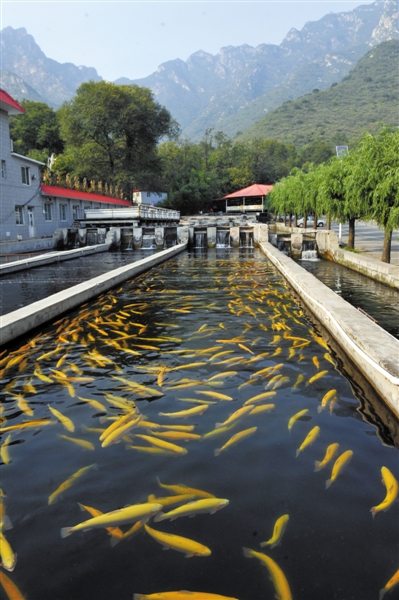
(0, 243, 187, 347)
(0, 243, 112, 275)
(260, 241, 399, 419)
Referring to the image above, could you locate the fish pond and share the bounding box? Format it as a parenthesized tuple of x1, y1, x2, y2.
(0, 248, 398, 600)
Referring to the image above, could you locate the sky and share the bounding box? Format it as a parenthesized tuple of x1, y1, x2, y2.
(1, 0, 375, 82)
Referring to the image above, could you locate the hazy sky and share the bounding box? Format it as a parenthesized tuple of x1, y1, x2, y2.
(1, 1, 374, 81)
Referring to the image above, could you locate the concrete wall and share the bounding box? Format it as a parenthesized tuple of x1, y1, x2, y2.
(259, 241, 399, 421)
(0, 243, 187, 347)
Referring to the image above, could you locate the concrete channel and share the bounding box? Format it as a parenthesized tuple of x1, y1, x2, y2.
(0, 243, 112, 275)
(260, 241, 399, 422)
(0, 243, 187, 347)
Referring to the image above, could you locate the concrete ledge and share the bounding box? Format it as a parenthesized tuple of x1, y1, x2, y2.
(260, 241, 399, 419)
(330, 248, 399, 289)
(0, 243, 112, 275)
(0, 243, 187, 347)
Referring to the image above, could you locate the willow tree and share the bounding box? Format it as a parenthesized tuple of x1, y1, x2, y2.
(346, 129, 399, 263)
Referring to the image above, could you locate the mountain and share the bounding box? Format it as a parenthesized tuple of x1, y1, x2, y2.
(235, 40, 398, 147)
(0, 26, 101, 107)
(1, 1, 397, 137)
(123, 0, 398, 139)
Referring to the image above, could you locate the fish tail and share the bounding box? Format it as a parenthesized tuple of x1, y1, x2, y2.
(379, 588, 387, 600)
(214, 448, 222, 457)
(295, 449, 300, 458)
(60, 527, 73, 538)
(243, 547, 255, 559)
(0, 515, 13, 530)
(314, 461, 321, 472)
(259, 541, 270, 548)
(317, 405, 323, 413)
(133, 595, 144, 600)
(153, 512, 165, 523)
(325, 479, 332, 489)
(370, 507, 376, 518)
(215, 423, 223, 429)
(110, 535, 122, 548)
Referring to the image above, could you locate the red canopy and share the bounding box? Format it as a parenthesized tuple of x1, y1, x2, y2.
(223, 184, 273, 199)
(0, 89, 25, 115)
(41, 185, 132, 207)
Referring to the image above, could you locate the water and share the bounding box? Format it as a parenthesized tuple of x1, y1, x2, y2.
(299, 258, 399, 340)
(0, 249, 160, 316)
(0, 248, 397, 600)
(194, 232, 206, 249)
(216, 230, 230, 248)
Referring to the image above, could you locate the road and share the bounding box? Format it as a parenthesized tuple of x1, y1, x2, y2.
(329, 220, 399, 266)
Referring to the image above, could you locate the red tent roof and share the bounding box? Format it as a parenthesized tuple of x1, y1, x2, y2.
(41, 185, 132, 207)
(0, 89, 25, 115)
(223, 184, 273, 199)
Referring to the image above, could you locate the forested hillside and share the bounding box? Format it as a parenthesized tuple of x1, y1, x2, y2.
(236, 40, 398, 148)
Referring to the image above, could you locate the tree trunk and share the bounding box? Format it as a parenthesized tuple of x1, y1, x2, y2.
(327, 215, 331, 230)
(284, 212, 287, 226)
(381, 228, 392, 263)
(347, 217, 355, 249)
(289, 212, 292, 227)
(303, 213, 307, 230)
(293, 214, 298, 228)
(313, 213, 317, 229)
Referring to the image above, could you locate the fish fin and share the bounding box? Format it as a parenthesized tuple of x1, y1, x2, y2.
(325, 479, 332, 489)
(243, 547, 254, 559)
(215, 423, 223, 429)
(99, 417, 108, 425)
(0, 515, 13, 530)
(370, 507, 376, 518)
(153, 512, 164, 523)
(162, 546, 170, 550)
(133, 595, 143, 600)
(60, 527, 73, 538)
(314, 461, 321, 472)
(110, 536, 122, 548)
(185, 552, 194, 558)
(214, 449, 221, 457)
(295, 449, 300, 458)
(317, 406, 323, 413)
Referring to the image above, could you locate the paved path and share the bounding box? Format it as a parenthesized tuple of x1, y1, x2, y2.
(330, 221, 399, 266)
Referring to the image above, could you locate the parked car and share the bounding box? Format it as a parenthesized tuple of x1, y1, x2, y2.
(297, 216, 326, 228)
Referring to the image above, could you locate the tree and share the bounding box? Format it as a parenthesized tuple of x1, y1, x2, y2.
(346, 129, 399, 262)
(9, 100, 64, 159)
(58, 81, 177, 198)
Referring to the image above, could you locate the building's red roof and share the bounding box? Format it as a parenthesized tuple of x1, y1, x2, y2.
(223, 184, 274, 199)
(41, 185, 132, 207)
(0, 89, 25, 115)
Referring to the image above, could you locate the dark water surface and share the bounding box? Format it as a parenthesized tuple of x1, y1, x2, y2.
(0, 248, 398, 600)
(0, 249, 160, 316)
(299, 257, 399, 340)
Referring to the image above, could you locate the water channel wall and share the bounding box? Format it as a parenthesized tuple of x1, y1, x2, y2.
(275, 224, 399, 289)
(0, 243, 187, 348)
(260, 241, 399, 420)
(0, 243, 111, 275)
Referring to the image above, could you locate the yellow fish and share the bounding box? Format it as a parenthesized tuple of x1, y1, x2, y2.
(0, 529, 16, 572)
(306, 370, 328, 385)
(312, 356, 320, 370)
(133, 434, 187, 455)
(243, 548, 292, 600)
(78, 503, 123, 541)
(147, 494, 196, 507)
(243, 391, 276, 406)
(326, 450, 353, 488)
(48, 405, 75, 432)
(214, 427, 257, 457)
(156, 479, 215, 499)
(57, 434, 95, 451)
(296, 426, 320, 458)
(144, 524, 211, 557)
(292, 374, 304, 389)
(371, 466, 398, 517)
(48, 464, 97, 505)
(0, 419, 52, 434)
(61, 502, 163, 537)
(249, 404, 275, 416)
(134, 592, 238, 600)
(153, 498, 229, 522)
(159, 405, 208, 419)
(379, 568, 399, 600)
(318, 389, 337, 413)
(77, 396, 106, 412)
(215, 406, 253, 428)
(0, 435, 12, 465)
(0, 571, 26, 599)
(101, 414, 141, 447)
(195, 391, 233, 402)
(148, 430, 201, 442)
(260, 514, 290, 549)
(314, 443, 339, 472)
(287, 409, 309, 433)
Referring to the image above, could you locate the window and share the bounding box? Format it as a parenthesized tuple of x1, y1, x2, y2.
(146, 192, 151, 197)
(21, 166, 30, 185)
(1, 160, 6, 178)
(60, 204, 67, 221)
(15, 206, 24, 225)
(44, 203, 53, 221)
(72, 205, 80, 219)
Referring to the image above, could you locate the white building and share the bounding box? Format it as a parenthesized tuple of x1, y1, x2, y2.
(0, 89, 132, 253)
(132, 190, 167, 206)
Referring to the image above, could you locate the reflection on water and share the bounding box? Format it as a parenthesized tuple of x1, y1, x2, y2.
(299, 258, 399, 339)
(0, 249, 397, 600)
(0, 250, 160, 316)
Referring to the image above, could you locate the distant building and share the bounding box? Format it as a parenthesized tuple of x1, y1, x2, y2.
(213, 183, 274, 213)
(0, 89, 132, 250)
(132, 190, 167, 206)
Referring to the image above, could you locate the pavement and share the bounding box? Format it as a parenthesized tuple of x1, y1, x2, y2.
(329, 221, 399, 266)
